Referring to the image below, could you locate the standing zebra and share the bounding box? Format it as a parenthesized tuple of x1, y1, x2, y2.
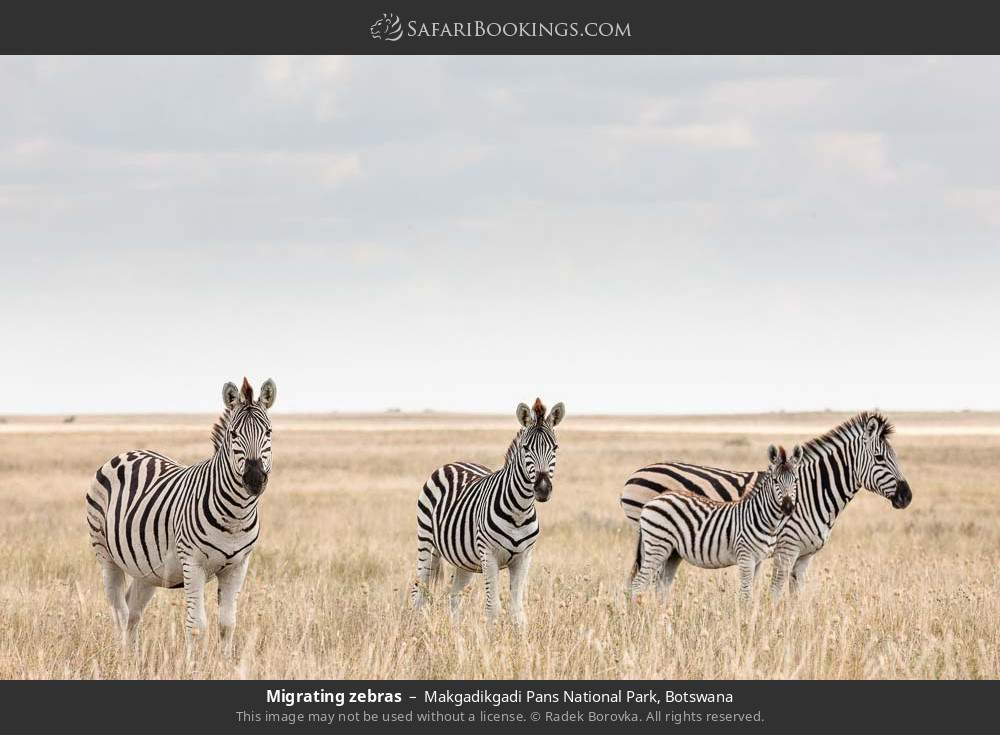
(85, 377, 276, 654)
(630, 445, 802, 601)
(621, 412, 912, 599)
(411, 398, 565, 624)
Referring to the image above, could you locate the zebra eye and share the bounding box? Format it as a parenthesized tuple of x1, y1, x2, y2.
(230, 430, 238, 440)
(874, 453, 886, 462)
(265, 429, 272, 438)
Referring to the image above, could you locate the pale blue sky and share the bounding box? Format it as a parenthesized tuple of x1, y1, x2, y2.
(2, 56, 998, 414)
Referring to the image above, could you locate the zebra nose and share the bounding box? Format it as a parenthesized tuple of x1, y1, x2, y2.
(892, 479, 912, 509)
(534, 473, 552, 502)
(780, 496, 795, 515)
(243, 459, 267, 496)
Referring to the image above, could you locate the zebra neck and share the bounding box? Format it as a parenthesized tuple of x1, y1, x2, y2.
(501, 456, 536, 514)
(203, 450, 259, 525)
(743, 480, 784, 525)
(499, 433, 535, 512)
(802, 436, 861, 518)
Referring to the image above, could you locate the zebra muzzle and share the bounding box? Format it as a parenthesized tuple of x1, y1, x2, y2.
(780, 496, 795, 515)
(243, 459, 267, 496)
(891, 479, 912, 509)
(534, 474, 552, 502)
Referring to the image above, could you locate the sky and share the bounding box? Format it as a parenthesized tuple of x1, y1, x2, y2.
(2, 55, 999, 415)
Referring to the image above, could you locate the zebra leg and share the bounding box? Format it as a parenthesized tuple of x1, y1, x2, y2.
(770, 543, 798, 601)
(630, 533, 671, 601)
(124, 578, 156, 642)
(448, 568, 474, 615)
(789, 552, 816, 596)
(217, 556, 250, 657)
(480, 551, 501, 622)
(737, 553, 757, 601)
(411, 545, 441, 609)
(101, 562, 129, 638)
(656, 552, 681, 600)
(508, 549, 533, 627)
(181, 560, 208, 653)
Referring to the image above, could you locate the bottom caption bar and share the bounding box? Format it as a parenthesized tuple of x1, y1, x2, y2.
(3, 680, 993, 732)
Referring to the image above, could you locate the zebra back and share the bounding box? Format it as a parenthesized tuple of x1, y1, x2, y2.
(621, 462, 758, 524)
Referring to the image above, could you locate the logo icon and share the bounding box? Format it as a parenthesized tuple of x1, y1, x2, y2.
(370, 12, 403, 41)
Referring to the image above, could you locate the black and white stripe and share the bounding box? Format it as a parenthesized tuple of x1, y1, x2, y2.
(86, 377, 277, 653)
(411, 398, 565, 623)
(630, 444, 802, 601)
(621, 412, 912, 598)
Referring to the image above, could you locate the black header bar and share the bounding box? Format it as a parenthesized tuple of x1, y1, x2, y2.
(2, 0, 999, 54)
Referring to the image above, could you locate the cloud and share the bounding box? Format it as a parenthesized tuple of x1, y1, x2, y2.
(259, 55, 350, 89)
(810, 131, 897, 184)
(608, 120, 756, 150)
(258, 55, 352, 121)
(705, 76, 832, 112)
(946, 188, 1000, 227)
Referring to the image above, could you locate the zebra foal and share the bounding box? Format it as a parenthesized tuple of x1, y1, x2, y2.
(630, 445, 802, 602)
(411, 398, 565, 624)
(85, 377, 276, 654)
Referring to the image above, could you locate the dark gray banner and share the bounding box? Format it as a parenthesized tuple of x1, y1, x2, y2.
(1, 680, 995, 732)
(1, 0, 996, 53)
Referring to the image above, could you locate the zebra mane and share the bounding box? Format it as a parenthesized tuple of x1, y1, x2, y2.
(803, 411, 894, 453)
(505, 427, 529, 464)
(532, 398, 546, 426)
(210, 407, 235, 453)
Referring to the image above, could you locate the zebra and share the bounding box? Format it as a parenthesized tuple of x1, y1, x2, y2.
(85, 377, 276, 654)
(630, 444, 802, 601)
(411, 398, 565, 624)
(621, 412, 912, 599)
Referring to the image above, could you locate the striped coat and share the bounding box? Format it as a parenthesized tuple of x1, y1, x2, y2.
(621, 412, 912, 598)
(86, 377, 276, 652)
(411, 398, 565, 623)
(630, 445, 801, 601)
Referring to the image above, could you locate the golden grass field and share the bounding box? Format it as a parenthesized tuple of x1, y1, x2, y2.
(1, 411, 997, 680)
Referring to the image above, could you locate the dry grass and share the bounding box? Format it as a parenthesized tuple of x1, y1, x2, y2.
(1, 411, 997, 679)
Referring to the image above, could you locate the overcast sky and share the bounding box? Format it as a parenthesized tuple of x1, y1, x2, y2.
(2, 56, 999, 414)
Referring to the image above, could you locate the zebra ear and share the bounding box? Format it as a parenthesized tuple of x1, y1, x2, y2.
(767, 444, 780, 468)
(547, 402, 566, 427)
(865, 416, 881, 439)
(791, 444, 804, 465)
(516, 402, 532, 427)
(222, 382, 240, 410)
(258, 379, 277, 410)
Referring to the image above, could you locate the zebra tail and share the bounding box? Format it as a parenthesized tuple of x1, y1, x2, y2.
(85, 473, 113, 563)
(630, 532, 643, 582)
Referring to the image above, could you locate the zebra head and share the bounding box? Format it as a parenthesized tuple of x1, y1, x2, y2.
(370, 13, 403, 41)
(514, 398, 566, 502)
(220, 377, 277, 497)
(857, 413, 912, 509)
(766, 444, 803, 516)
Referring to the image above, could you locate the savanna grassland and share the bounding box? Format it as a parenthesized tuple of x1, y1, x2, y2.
(1, 411, 997, 680)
